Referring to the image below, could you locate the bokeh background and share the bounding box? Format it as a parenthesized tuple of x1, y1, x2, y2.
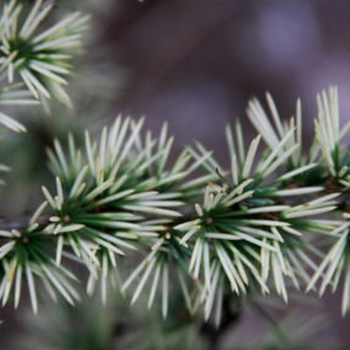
(1, 0, 350, 348)
(112, 0, 350, 151)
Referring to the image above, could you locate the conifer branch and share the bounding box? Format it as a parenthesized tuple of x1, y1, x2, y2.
(0, 2, 349, 335)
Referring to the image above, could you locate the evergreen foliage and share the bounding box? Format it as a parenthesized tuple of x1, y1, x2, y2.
(0, 2, 349, 347)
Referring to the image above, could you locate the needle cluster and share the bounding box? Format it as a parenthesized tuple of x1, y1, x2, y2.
(0, 1, 349, 327)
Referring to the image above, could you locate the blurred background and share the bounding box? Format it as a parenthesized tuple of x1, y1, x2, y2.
(1, 0, 350, 348)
